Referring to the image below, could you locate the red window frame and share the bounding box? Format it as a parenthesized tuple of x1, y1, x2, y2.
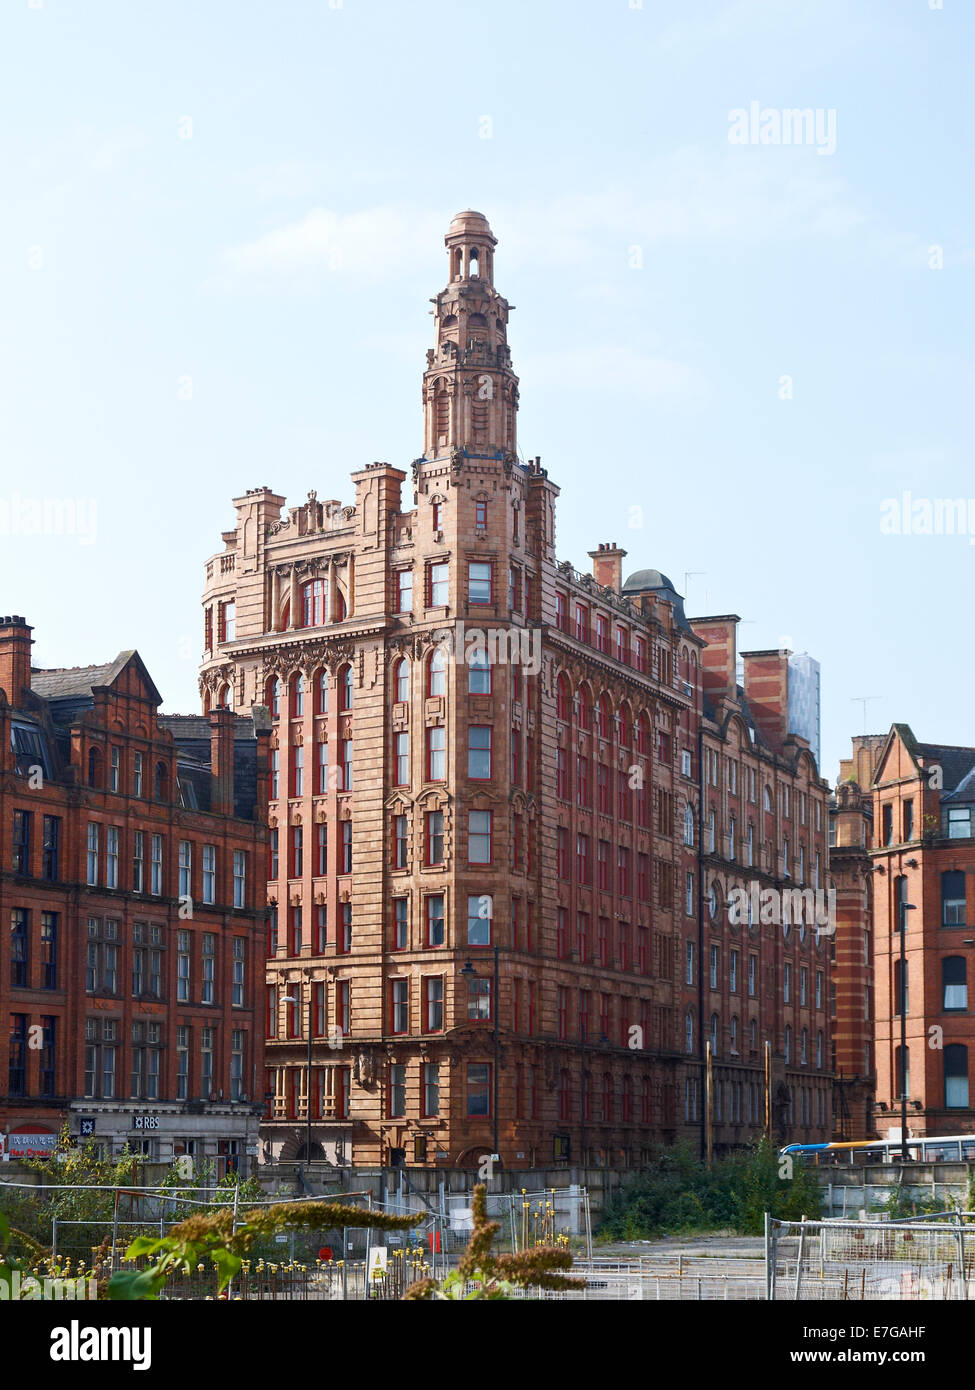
(291, 744, 303, 797)
(317, 823, 327, 877)
(467, 726, 492, 780)
(555, 592, 567, 632)
(557, 827, 568, 880)
(577, 913, 589, 964)
(597, 840, 609, 891)
(428, 647, 447, 697)
(557, 907, 567, 959)
(423, 975, 444, 1032)
(302, 579, 326, 628)
(432, 501, 443, 532)
(557, 986, 568, 1040)
(396, 569, 413, 614)
(617, 846, 631, 897)
(510, 728, 521, 785)
(426, 725, 446, 782)
(425, 895, 445, 948)
(466, 1062, 492, 1118)
(556, 748, 568, 800)
(598, 916, 609, 966)
(595, 614, 609, 654)
(390, 979, 409, 1035)
(394, 731, 409, 787)
(429, 561, 449, 607)
(317, 738, 329, 794)
(576, 832, 590, 885)
(340, 738, 353, 790)
(393, 814, 408, 869)
(291, 826, 303, 878)
(637, 926, 648, 974)
(468, 808, 491, 865)
(475, 499, 488, 528)
(392, 898, 408, 951)
(615, 627, 629, 665)
(339, 665, 353, 711)
(574, 603, 589, 643)
(556, 675, 570, 721)
(340, 821, 352, 875)
(336, 980, 350, 1034)
(576, 755, 590, 807)
(426, 809, 445, 866)
(468, 560, 493, 605)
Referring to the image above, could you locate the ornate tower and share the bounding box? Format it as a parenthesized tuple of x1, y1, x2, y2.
(422, 210, 519, 460)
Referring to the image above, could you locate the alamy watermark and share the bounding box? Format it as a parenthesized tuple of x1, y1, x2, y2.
(727, 881, 836, 933)
(0, 495, 98, 546)
(728, 102, 836, 156)
(431, 622, 541, 677)
(881, 491, 975, 543)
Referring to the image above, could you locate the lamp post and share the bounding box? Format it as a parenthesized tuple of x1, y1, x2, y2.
(281, 982, 313, 1183)
(898, 898, 917, 1164)
(460, 946, 500, 1160)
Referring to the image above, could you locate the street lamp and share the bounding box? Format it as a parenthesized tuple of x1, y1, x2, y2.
(460, 947, 500, 1160)
(281, 982, 313, 1185)
(897, 899, 917, 1164)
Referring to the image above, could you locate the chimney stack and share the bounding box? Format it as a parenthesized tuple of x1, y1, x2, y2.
(688, 616, 740, 706)
(0, 616, 33, 708)
(588, 542, 627, 593)
(741, 649, 791, 752)
(209, 708, 236, 817)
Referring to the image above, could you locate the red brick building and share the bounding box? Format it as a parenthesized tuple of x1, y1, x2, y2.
(870, 724, 975, 1139)
(0, 617, 268, 1173)
(200, 211, 832, 1168)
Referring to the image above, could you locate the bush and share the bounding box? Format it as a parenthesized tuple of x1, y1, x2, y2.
(597, 1139, 823, 1240)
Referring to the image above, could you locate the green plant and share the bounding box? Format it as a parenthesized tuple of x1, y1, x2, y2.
(108, 1200, 417, 1300)
(403, 1185, 583, 1300)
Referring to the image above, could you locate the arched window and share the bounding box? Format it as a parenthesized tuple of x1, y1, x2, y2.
(617, 704, 631, 748)
(945, 1044, 969, 1108)
(636, 714, 651, 757)
(429, 646, 448, 697)
(315, 670, 329, 715)
(301, 579, 327, 628)
(683, 805, 695, 847)
(267, 676, 282, 719)
(764, 785, 773, 812)
(685, 1009, 694, 1054)
(468, 647, 491, 695)
(217, 684, 232, 710)
(339, 664, 354, 711)
(556, 674, 570, 722)
(575, 686, 592, 730)
(394, 659, 410, 704)
(155, 761, 169, 801)
(943, 956, 967, 1011)
(709, 1013, 719, 1055)
(291, 674, 304, 718)
(87, 746, 102, 789)
(597, 696, 612, 740)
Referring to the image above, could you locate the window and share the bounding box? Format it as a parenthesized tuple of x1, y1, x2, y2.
(467, 894, 492, 946)
(942, 871, 966, 926)
(233, 850, 246, 908)
(395, 569, 413, 614)
(339, 664, 354, 711)
(423, 1062, 440, 1117)
(943, 956, 967, 1011)
(41, 815, 59, 881)
(394, 731, 409, 786)
(179, 841, 192, 898)
(432, 500, 443, 533)
(428, 646, 448, 697)
(150, 835, 163, 896)
(177, 931, 191, 1003)
(176, 1026, 190, 1099)
(903, 799, 914, 841)
(424, 976, 444, 1031)
(466, 1062, 491, 1117)
(340, 738, 353, 790)
(201, 934, 216, 1003)
(388, 1063, 406, 1118)
(685, 940, 695, 986)
(394, 660, 410, 704)
(427, 726, 446, 781)
(86, 823, 99, 886)
(39, 911, 57, 989)
(394, 814, 408, 870)
(557, 827, 568, 880)
(945, 1044, 969, 1109)
(475, 498, 488, 528)
(685, 1009, 694, 1054)
(203, 844, 216, 902)
(468, 977, 492, 1020)
(468, 726, 491, 779)
(730, 949, 738, 994)
(709, 945, 718, 990)
(429, 561, 449, 607)
(10, 909, 28, 987)
(317, 823, 327, 877)
(468, 646, 491, 694)
(270, 749, 280, 799)
(316, 906, 327, 952)
(393, 898, 408, 951)
(391, 978, 409, 1034)
(683, 805, 694, 847)
(468, 561, 492, 605)
(9, 1015, 27, 1096)
(269, 827, 279, 880)
(469, 809, 491, 864)
(132, 831, 144, 893)
(783, 962, 791, 1003)
(784, 1025, 791, 1064)
(426, 895, 445, 948)
(574, 603, 589, 643)
(576, 833, 590, 885)
(341, 821, 352, 874)
(948, 807, 972, 839)
(232, 938, 245, 1006)
(749, 955, 757, 998)
(882, 803, 894, 845)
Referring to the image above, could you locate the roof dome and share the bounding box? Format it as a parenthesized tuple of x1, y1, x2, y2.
(447, 210, 496, 241)
(622, 568, 677, 594)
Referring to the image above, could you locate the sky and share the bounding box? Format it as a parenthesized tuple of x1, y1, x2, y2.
(1, 0, 972, 783)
